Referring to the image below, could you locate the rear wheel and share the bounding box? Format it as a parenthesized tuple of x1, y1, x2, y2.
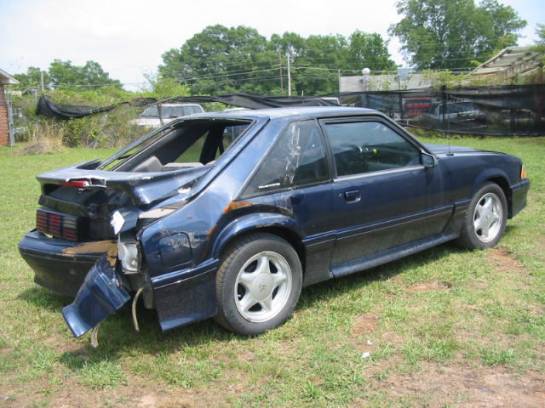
(215, 233, 302, 335)
(457, 183, 507, 249)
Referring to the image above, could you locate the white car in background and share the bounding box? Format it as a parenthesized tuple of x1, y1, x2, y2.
(131, 103, 204, 128)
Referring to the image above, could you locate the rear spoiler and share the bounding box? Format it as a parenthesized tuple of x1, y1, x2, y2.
(37, 165, 207, 206)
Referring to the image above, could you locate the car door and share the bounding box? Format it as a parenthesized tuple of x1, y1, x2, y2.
(240, 119, 336, 285)
(320, 116, 451, 275)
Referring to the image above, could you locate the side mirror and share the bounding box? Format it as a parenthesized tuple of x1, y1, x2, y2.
(421, 152, 437, 168)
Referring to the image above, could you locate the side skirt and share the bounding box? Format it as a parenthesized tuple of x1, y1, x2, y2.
(331, 233, 458, 279)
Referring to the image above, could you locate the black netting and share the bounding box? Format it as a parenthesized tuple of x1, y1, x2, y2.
(36, 94, 339, 120)
(341, 84, 545, 136)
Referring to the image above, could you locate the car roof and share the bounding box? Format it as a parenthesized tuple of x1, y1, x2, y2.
(187, 106, 378, 121)
(160, 103, 202, 107)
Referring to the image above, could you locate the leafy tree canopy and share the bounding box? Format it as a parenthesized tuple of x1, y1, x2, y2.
(49, 60, 122, 89)
(14, 60, 122, 90)
(159, 25, 396, 95)
(13, 67, 49, 90)
(536, 24, 545, 46)
(390, 0, 526, 69)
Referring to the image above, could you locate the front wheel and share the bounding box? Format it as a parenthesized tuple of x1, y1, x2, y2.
(457, 183, 507, 249)
(215, 233, 302, 335)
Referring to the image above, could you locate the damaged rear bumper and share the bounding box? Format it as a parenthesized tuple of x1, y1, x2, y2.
(63, 255, 130, 337)
(19, 231, 131, 337)
(18, 230, 105, 297)
(19, 229, 221, 338)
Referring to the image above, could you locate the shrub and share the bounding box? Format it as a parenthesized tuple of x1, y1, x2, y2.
(12, 79, 190, 148)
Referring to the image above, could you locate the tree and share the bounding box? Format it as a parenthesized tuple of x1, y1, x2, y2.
(536, 24, 545, 46)
(80, 61, 122, 89)
(390, 0, 526, 69)
(271, 32, 342, 95)
(271, 32, 395, 95)
(48, 59, 122, 89)
(348, 32, 397, 72)
(160, 25, 395, 96)
(143, 75, 190, 98)
(159, 25, 279, 95)
(14, 67, 49, 90)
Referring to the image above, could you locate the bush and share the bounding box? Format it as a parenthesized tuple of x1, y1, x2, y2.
(19, 121, 65, 155)
(12, 79, 190, 148)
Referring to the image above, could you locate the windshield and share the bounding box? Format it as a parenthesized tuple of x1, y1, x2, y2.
(99, 118, 251, 172)
(140, 105, 200, 119)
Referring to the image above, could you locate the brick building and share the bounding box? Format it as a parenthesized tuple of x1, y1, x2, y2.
(0, 68, 18, 146)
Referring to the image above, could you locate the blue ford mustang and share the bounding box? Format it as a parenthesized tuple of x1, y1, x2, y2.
(19, 107, 529, 337)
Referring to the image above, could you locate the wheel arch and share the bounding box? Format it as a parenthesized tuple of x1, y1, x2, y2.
(472, 169, 513, 218)
(486, 176, 512, 217)
(211, 214, 306, 270)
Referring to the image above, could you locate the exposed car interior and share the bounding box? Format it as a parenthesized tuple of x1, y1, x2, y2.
(99, 119, 251, 172)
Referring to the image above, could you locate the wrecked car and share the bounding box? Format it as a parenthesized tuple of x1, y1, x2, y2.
(19, 107, 530, 338)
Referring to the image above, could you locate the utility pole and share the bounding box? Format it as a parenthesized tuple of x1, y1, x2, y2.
(40, 70, 45, 93)
(278, 52, 284, 93)
(286, 51, 292, 96)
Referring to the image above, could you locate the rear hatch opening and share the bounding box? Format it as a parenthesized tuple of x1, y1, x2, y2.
(35, 118, 252, 242)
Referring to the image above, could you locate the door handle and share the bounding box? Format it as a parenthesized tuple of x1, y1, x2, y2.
(342, 190, 361, 203)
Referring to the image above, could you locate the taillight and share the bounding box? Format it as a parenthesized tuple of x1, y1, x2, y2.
(63, 216, 78, 241)
(36, 211, 47, 231)
(36, 209, 80, 241)
(48, 213, 62, 236)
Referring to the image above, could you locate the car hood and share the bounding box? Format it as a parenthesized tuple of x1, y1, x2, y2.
(425, 143, 478, 155)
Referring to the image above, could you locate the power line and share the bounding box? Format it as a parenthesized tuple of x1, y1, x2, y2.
(180, 65, 282, 83)
(26, 62, 480, 90)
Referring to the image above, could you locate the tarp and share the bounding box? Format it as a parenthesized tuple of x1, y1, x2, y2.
(36, 94, 339, 120)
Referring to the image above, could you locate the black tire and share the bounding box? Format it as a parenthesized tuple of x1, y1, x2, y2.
(214, 233, 303, 336)
(456, 182, 508, 249)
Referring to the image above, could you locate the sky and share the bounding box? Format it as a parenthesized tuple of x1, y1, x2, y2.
(0, 0, 543, 90)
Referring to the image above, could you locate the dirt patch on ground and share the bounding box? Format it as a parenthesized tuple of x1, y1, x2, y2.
(134, 391, 216, 408)
(375, 362, 545, 407)
(407, 281, 452, 292)
(487, 247, 526, 274)
(1, 375, 232, 408)
(351, 313, 378, 337)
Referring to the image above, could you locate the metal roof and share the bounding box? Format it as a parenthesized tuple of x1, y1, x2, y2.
(0, 68, 18, 85)
(472, 46, 542, 78)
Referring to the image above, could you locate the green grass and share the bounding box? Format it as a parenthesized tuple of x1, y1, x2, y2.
(1, 136, 544, 406)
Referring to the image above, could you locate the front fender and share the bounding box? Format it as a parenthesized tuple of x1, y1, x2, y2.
(471, 167, 512, 195)
(211, 212, 302, 259)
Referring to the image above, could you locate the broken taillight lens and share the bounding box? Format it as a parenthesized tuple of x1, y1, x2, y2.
(63, 179, 90, 188)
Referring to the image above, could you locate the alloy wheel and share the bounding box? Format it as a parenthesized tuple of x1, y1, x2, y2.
(473, 192, 503, 243)
(234, 251, 293, 323)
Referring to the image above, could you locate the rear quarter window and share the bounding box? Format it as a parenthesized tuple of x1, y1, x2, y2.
(243, 120, 329, 197)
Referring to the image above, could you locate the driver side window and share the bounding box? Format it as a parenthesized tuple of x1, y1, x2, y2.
(323, 121, 420, 177)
